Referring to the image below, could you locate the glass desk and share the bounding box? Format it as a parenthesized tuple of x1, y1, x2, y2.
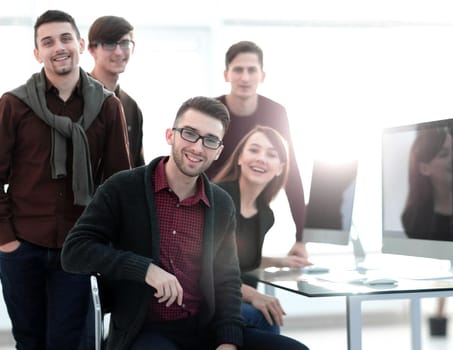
(246, 266, 453, 350)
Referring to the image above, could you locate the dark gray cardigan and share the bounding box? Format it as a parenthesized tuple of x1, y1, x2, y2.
(62, 157, 244, 349)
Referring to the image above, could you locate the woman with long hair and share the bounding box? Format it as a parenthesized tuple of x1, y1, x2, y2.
(401, 126, 453, 240)
(213, 125, 307, 335)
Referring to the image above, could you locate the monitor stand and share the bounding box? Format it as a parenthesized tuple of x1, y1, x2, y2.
(349, 224, 370, 273)
(348, 227, 387, 273)
(351, 236, 366, 268)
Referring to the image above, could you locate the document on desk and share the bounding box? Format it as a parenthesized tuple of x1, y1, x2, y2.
(317, 271, 399, 286)
(397, 269, 453, 281)
(315, 271, 368, 284)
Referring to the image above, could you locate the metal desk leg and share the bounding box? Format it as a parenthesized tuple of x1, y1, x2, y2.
(410, 297, 422, 350)
(346, 296, 362, 350)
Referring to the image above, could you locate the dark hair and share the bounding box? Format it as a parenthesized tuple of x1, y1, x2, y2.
(174, 96, 230, 133)
(213, 125, 289, 205)
(401, 126, 449, 238)
(34, 10, 80, 49)
(225, 41, 263, 70)
(88, 16, 134, 47)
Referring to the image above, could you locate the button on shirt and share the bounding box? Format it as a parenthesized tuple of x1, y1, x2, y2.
(0, 77, 131, 248)
(148, 157, 208, 321)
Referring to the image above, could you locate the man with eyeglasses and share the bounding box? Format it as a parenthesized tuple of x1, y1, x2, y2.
(0, 10, 131, 350)
(88, 15, 145, 168)
(172, 127, 223, 150)
(62, 96, 309, 350)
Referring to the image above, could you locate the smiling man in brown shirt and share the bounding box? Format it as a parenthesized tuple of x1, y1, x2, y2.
(0, 9, 130, 350)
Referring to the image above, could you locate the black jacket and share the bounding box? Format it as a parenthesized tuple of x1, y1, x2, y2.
(62, 157, 244, 349)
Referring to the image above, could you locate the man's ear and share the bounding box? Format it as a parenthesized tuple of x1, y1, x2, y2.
(260, 70, 266, 83)
(214, 145, 224, 160)
(223, 70, 229, 82)
(165, 128, 175, 146)
(87, 45, 96, 57)
(79, 38, 85, 54)
(33, 48, 42, 64)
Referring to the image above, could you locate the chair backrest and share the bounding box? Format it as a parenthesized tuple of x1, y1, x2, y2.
(90, 275, 104, 350)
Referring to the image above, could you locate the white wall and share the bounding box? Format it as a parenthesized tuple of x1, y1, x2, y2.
(2, 0, 453, 331)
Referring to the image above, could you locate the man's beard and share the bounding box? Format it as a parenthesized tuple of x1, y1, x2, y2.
(172, 148, 213, 178)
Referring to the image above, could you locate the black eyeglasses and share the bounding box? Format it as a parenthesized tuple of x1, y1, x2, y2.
(172, 128, 223, 150)
(96, 39, 135, 51)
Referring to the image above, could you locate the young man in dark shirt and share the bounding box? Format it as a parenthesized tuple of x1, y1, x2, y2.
(88, 15, 145, 167)
(207, 41, 310, 264)
(0, 9, 130, 349)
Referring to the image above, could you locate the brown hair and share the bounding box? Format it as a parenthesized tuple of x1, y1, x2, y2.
(225, 41, 263, 70)
(213, 125, 289, 205)
(402, 126, 449, 237)
(173, 96, 230, 134)
(34, 10, 80, 49)
(88, 16, 134, 47)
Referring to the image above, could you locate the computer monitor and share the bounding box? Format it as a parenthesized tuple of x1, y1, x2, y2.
(381, 118, 453, 264)
(302, 159, 359, 246)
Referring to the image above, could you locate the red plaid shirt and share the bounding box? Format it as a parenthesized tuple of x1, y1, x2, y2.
(147, 157, 209, 321)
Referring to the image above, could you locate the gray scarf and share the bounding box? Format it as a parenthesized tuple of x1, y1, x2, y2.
(10, 68, 112, 206)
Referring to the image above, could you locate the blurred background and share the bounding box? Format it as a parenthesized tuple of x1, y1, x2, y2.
(2, 1, 453, 347)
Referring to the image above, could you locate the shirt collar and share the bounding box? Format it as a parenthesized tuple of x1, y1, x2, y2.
(88, 72, 120, 97)
(45, 73, 83, 97)
(154, 157, 210, 207)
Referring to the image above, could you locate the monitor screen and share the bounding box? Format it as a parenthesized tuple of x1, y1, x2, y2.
(302, 159, 358, 245)
(382, 118, 453, 262)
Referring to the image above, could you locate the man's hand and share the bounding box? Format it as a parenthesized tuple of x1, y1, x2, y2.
(216, 344, 237, 350)
(145, 263, 183, 307)
(0, 240, 20, 253)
